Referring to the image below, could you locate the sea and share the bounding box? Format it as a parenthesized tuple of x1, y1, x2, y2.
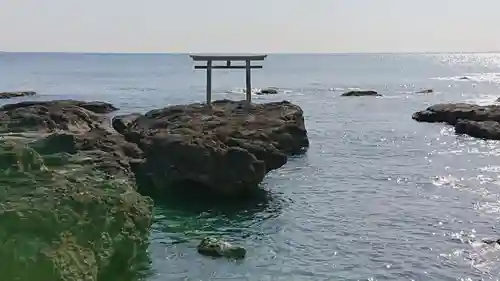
(2, 52, 500, 281)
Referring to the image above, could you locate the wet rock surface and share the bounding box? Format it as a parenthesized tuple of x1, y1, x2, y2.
(197, 237, 246, 259)
(413, 103, 500, 140)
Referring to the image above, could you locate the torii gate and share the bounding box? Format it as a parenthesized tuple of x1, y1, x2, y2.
(190, 54, 267, 107)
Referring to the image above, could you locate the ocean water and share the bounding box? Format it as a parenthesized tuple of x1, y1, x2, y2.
(2, 53, 500, 280)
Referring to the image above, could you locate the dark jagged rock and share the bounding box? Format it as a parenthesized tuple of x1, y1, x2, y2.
(455, 120, 500, 140)
(0, 99, 143, 178)
(416, 89, 434, 94)
(256, 87, 279, 95)
(0, 100, 151, 281)
(341, 90, 381, 97)
(112, 113, 142, 135)
(76, 101, 118, 114)
(413, 103, 500, 140)
(0, 100, 117, 114)
(0, 100, 117, 134)
(0, 91, 36, 99)
(115, 99, 309, 198)
(412, 103, 500, 125)
(30, 128, 144, 177)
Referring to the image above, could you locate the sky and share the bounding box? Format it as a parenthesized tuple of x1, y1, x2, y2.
(1, 0, 500, 53)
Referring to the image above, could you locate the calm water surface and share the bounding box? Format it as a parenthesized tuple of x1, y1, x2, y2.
(2, 53, 500, 280)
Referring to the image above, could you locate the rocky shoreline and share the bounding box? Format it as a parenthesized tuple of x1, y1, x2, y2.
(0, 100, 152, 281)
(412, 103, 500, 140)
(0, 98, 309, 280)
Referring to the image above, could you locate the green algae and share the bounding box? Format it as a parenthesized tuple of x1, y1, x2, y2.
(0, 138, 153, 281)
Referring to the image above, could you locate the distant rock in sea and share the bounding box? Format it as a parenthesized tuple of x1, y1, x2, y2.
(412, 103, 500, 140)
(0, 91, 36, 99)
(416, 89, 434, 94)
(341, 90, 381, 97)
(256, 87, 279, 95)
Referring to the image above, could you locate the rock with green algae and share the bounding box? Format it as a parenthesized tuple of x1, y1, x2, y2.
(0, 138, 152, 280)
(197, 237, 246, 259)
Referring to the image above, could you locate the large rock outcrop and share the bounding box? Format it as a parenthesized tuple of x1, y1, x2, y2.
(114, 99, 309, 198)
(412, 103, 500, 140)
(0, 100, 152, 281)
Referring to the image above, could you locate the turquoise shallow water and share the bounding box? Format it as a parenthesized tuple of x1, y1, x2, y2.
(3, 53, 500, 280)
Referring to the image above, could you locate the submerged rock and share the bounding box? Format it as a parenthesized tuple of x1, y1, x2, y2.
(0, 100, 152, 281)
(197, 237, 246, 259)
(0, 91, 36, 99)
(412, 103, 500, 140)
(341, 90, 381, 97)
(115, 99, 309, 198)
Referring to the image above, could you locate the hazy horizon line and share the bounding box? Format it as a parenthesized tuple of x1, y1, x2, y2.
(2, 51, 500, 55)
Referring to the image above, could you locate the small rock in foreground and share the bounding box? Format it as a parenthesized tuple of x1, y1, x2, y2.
(341, 90, 381, 97)
(0, 91, 36, 99)
(197, 237, 246, 259)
